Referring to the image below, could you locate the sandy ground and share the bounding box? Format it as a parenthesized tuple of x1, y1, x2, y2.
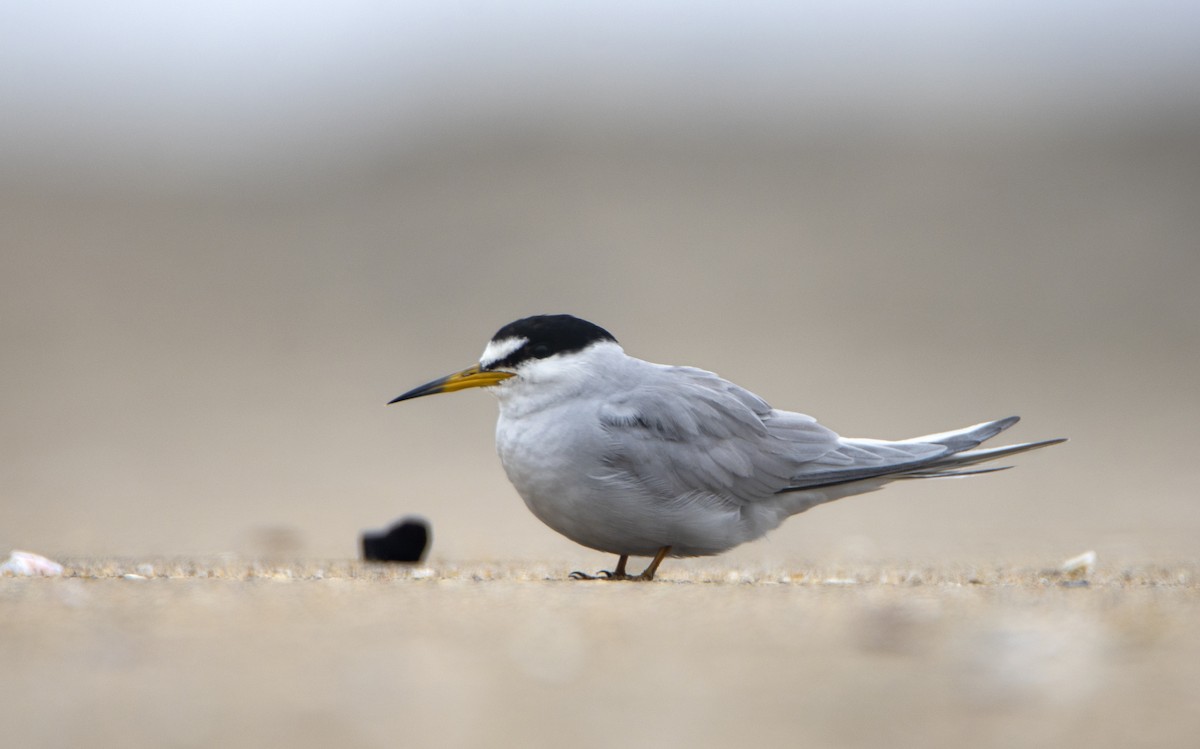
(3, 557, 1198, 749)
(3, 24, 1198, 749)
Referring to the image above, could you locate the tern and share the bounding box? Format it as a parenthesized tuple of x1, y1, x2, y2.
(390, 314, 1064, 581)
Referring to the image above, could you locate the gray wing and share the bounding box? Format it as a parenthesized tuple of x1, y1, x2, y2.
(596, 366, 842, 504)
(597, 365, 1062, 511)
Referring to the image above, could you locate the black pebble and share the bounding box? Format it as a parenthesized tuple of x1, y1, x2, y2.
(361, 516, 431, 563)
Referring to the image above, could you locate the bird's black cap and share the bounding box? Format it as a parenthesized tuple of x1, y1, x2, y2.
(484, 314, 617, 370)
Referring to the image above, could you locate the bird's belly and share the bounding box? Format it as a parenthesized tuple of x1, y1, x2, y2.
(495, 412, 762, 557)
(496, 415, 629, 551)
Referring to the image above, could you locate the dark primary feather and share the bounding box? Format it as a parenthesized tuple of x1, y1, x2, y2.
(777, 417, 1022, 491)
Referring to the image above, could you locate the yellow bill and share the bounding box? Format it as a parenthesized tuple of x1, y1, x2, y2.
(388, 365, 515, 404)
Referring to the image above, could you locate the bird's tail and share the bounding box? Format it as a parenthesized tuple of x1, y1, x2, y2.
(777, 416, 1065, 517)
(893, 417, 1066, 480)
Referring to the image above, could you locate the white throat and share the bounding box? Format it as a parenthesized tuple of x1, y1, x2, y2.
(492, 341, 628, 417)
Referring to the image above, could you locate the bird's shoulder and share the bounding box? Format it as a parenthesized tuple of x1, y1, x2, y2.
(597, 362, 773, 441)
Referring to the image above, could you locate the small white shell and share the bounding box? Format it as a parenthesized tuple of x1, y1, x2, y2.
(1060, 550, 1097, 576)
(1, 550, 65, 577)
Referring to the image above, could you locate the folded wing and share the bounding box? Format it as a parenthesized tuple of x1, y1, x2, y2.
(597, 366, 1064, 507)
(597, 366, 839, 504)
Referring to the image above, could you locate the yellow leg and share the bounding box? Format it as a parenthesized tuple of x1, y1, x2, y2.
(612, 555, 629, 577)
(636, 546, 671, 581)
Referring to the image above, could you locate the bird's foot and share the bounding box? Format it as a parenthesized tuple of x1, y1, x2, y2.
(568, 548, 670, 582)
(570, 553, 632, 581)
(569, 569, 633, 581)
(568, 569, 657, 582)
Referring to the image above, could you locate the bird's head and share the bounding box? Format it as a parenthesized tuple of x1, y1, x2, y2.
(388, 314, 619, 404)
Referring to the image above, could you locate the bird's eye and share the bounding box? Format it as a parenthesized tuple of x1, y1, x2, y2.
(531, 344, 551, 359)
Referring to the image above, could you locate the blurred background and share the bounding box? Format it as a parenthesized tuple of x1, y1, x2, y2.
(2, 0, 1197, 565)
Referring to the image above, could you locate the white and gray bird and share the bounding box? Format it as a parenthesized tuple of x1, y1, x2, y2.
(390, 314, 1064, 581)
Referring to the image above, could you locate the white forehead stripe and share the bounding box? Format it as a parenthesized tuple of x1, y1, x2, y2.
(479, 336, 527, 368)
